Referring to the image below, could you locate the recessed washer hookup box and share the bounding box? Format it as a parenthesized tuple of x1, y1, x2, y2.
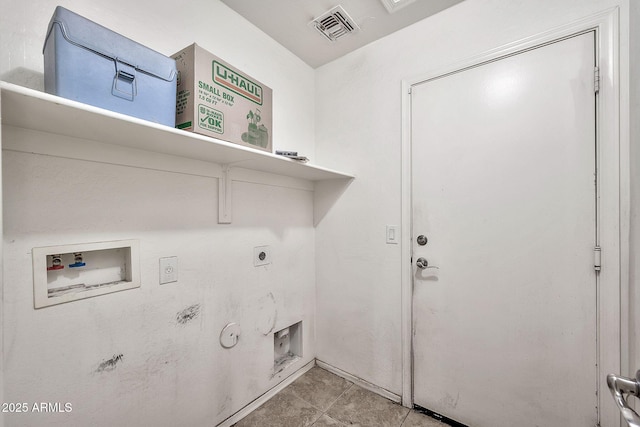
(43, 6, 177, 126)
(172, 43, 273, 153)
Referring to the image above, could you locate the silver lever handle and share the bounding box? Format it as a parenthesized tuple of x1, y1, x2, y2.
(607, 372, 640, 427)
(416, 257, 438, 270)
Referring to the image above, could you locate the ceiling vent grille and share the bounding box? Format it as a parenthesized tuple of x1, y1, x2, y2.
(310, 5, 360, 42)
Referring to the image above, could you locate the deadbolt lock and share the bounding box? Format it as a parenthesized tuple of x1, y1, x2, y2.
(417, 235, 428, 246)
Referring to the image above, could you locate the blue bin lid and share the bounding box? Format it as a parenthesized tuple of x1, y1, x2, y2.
(44, 6, 176, 82)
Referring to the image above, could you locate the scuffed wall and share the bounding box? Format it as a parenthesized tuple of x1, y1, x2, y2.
(0, 0, 317, 425)
(2, 148, 316, 426)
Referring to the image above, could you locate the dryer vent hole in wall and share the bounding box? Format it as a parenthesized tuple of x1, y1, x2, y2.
(273, 321, 302, 377)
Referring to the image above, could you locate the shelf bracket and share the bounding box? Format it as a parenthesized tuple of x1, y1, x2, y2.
(219, 165, 232, 224)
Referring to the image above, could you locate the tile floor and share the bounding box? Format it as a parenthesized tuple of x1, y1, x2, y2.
(232, 366, 446, 427)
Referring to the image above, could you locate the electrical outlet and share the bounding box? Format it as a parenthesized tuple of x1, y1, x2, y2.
(159, 256, 178, 284)
(254, 246, 271, 267)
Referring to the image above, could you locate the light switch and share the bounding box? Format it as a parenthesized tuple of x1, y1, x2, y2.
(386, 225, 399, 244)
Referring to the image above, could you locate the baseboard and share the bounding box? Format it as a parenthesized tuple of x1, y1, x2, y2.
(414, 405, 469, 427)
(216, 359, 315, 427)
(315, 359, 401, 404)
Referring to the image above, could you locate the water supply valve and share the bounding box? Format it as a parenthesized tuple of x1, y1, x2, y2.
(47, 254, 64, 271)
(68, 252, 86, 268)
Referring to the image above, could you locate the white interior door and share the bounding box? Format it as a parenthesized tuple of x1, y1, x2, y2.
(411, 32, 597, 427)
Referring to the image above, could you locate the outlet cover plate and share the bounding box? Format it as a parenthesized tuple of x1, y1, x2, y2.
(160, 256, 178, 284)
(254, 246, 271, 267)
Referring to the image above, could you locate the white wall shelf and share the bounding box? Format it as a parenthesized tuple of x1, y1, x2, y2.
(0, 81, 354, 182)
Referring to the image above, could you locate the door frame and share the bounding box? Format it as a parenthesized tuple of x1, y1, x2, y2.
(400, 8, 623, 426)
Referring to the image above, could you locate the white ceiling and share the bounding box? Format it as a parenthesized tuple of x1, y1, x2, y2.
(220, 0, 464, 68)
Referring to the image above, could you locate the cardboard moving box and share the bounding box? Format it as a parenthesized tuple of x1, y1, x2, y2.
(173, 44, 273, 153)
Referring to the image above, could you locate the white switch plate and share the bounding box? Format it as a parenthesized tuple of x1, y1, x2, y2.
(254, 246, 271, 266)
(386, 225, 399, 244)
(159, 256, 178, 284)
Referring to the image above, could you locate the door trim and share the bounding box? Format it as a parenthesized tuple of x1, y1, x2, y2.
(400, 8, 623, 426)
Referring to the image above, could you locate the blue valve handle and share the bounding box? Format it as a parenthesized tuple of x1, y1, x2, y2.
(69, 253, 86, 268)
(69, 262, 86, 268)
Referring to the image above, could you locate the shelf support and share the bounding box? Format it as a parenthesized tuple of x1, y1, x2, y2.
(218, 165, 232, 224)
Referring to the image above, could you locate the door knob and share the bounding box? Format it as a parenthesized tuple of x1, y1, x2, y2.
(416, 257, 429, 269)
(416, 257, 439, 270)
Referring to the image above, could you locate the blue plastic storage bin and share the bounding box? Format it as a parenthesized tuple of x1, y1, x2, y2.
(43, 6, 177, 126)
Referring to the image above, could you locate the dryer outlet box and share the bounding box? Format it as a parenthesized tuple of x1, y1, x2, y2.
(254, 246, 271, 267)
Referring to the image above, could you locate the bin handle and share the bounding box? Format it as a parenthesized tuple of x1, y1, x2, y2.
(607, 372, 640, 427)
(112, 58, 137, 101)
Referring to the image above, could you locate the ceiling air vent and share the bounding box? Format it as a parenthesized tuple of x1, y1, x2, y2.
(310, 5, 360, 42)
